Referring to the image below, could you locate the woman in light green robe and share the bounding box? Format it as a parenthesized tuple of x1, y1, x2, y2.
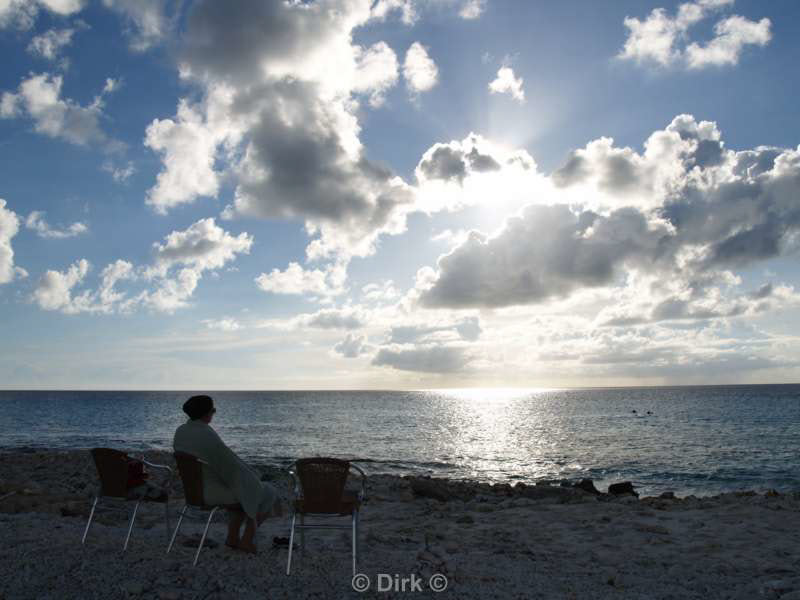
(173, 395, 281, 553)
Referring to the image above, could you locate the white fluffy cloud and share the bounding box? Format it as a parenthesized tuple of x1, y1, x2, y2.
(25, 211, 87, 239)
(0, 73, 111, 146)
(27, 27, 77, 60)
(685, 15, 771, 68)
(403, 41, 439, 95)
(488, 66, 525, 103)
(0, 0, 84, 30)
(354, 41, 399, 108)
(33, 218, 252, 314)
(101, 0, 172, 51)
(0, 199, 21, 284)
(370, 0, 487, 24)
(149, 217, 252, 276)
(144, 92, 239, 214)
(416, 115, 800, 321)
(255, 261, 347, 298)
(32, 258, 90, 312)
(619, 0, 770, 69)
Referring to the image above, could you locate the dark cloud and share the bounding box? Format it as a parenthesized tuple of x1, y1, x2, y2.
(334, 333, 369, 358)
(372, 345, 470, 373)
(421, 116, 800, 311)
(387, 317, 481, 343)
(420, 204, 672, 309)
(416, 136, 502, 184)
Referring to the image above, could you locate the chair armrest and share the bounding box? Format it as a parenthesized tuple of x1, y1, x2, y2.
(134, 456, 174, 491)
(350, 463, 368, 502)
(286, 467, 301, 499)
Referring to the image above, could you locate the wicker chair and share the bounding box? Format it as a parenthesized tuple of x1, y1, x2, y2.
(167, 451, 242, 566)
(82, 448, 172, 551)
(287, 457, 367, 576)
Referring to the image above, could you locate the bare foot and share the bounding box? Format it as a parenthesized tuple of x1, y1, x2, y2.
(237, 540, 257, 554)
(225, 535, 240, 549)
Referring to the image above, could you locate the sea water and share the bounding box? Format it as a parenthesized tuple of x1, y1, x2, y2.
(1, 385, 798, 497)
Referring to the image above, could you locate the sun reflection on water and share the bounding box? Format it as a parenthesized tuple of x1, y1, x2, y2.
(420, 388, 561, 483)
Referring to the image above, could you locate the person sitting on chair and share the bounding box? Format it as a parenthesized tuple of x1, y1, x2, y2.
(173, 395, 282, 553)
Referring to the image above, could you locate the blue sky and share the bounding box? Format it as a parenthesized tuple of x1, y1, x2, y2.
(1, 0, 799, 389)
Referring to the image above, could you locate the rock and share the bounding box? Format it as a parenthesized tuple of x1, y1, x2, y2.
(120, 580, 145, 595)
(574, 479, 601, 495)
(608, 482, 639, 497)
(443, 542, 459, 554)
(659, 491, 675, 499)
(409, 478, 472, 502)
(455, 514, 474, 524)
(157, 590, 182, 600)
(59, 504, 83, 517)
(519, 485, 587, 503)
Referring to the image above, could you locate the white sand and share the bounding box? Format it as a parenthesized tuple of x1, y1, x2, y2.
(1, 449, 799, 599)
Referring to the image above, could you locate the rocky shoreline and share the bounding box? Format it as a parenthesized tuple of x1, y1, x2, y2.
(2, 448, 800, 599)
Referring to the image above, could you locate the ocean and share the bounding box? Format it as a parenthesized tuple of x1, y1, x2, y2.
(1, 385, 798, 497)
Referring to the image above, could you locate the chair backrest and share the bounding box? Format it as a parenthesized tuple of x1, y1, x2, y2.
(90, 448, 130, 498)
(295, 457, 350, 513)
(174, 451, 205, 507)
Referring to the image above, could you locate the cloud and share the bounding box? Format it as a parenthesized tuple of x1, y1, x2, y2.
(417, 134, 504, 184)
(403, 42, 439, 95)
(334, 333, 370, 358)
(0, 199, 21, 284)
(353, 41, 399, 108)
(361, 280, 399, 302)
(459, 0, 485, 19)
(387, 316, 481, 343)
(488, 66, 525, 103)
(416, 115, 800, 313)
(144, 93, 238, 214)
(102, 160, 135, 183)
(32, 258, 90, 312)
(0, 0, 84, 30)
(419, 205, 673, 309)
(202, 317, 241, 331)
(150, 218, 252, 275)
(303, 308, 364, 330)
(27, 27, 77, 60)
(372, 344, 470, 373)
(618, 0, 770, 69)
(255, 261, 347, 298)
(371, 0, 487, 24)
(25, 211, 88, 239)
(0, 73, 112, 146)
(101, 0, 173, 51)
(33, 218, 252, 314)
(685, 15, 771, 68)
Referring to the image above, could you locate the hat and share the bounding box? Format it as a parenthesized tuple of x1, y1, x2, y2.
(183, 395, 214, 420)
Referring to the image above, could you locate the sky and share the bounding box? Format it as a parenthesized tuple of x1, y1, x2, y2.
(1, 0, 799, 390)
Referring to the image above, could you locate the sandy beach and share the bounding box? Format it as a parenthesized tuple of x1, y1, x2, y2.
(1, 449, 799, 599)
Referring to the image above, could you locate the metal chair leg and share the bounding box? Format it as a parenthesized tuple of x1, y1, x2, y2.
(167, 505, 187, 554)
(164, 498, 171, 542)
(82, 497, 99, 544)
(194, 507, 218, 566)
(352, 510, 358, 576)
(300, 513, 305, 555)
(123, 501, 140, 551)
(286, 512, 297, 575)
